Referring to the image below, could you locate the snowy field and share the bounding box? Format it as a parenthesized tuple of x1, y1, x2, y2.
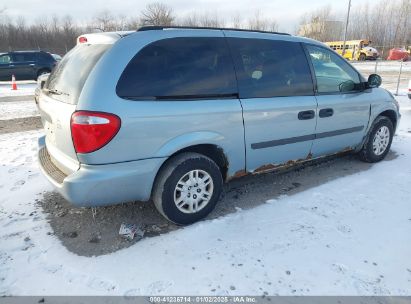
(0, 81, 37, 98)
(0, 100, 39, 120)
(0, 64, 411, 296)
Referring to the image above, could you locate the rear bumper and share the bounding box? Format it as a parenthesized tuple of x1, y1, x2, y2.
(38, 136, 166, 207)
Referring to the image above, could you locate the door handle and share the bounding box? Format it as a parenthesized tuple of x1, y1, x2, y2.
(298, 110, 315, 120)
(319, 108, 334, 118)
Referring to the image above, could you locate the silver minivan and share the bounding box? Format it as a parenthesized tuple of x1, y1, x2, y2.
(38, 26, 400, 225)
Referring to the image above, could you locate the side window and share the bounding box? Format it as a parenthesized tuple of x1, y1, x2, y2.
(12, 54, 26, 62)
(0, 55, 11, 64)
(227, 38, 314, 98)
(116, 37, 237, 99)
(23, 53, 36, 61)
(12, 53, 36, 62)
(306, 45, 361, 93)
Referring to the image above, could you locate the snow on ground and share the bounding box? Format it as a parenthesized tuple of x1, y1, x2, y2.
(0, 95, 410, 296)
(0, 81, 36, 97)
(0, 100, 39, 120)
(353, 61, 411, 73)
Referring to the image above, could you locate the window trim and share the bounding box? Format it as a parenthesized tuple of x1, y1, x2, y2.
(302, 43, 366, 96)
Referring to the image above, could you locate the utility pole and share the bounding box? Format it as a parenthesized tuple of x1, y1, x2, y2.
(342, 0, 352, 57)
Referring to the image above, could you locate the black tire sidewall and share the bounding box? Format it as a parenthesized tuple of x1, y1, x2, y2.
(365, 117, 394, 162)
(160, 157, 223, 225)
(37, 69, 50, 80)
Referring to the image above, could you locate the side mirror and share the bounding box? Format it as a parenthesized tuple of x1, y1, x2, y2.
(367, 74, 382, 88)
(339, 80, 355, 92)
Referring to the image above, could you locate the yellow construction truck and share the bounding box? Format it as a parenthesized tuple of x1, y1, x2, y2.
(325, 39, 379, 61)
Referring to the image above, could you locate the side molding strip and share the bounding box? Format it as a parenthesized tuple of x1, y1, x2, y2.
(251, 126, 364, 150)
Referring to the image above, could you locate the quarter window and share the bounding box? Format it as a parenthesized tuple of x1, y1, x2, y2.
(38, 52, 53, 62)
(306, 45, 361, 93)
(116, 38, 237, 99)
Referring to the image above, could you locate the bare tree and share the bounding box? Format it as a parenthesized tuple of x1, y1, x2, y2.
(140, 2, 175, 26)
(247, 10, 278, 32)
(346, 0, 411, 55)
(178, 13, 200, 27)
(231, 13, 241, 29)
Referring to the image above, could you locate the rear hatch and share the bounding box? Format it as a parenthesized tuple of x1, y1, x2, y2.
(38, 41, 112, 175)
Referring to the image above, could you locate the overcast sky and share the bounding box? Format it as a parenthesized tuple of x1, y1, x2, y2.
(2, 0, 350, 33)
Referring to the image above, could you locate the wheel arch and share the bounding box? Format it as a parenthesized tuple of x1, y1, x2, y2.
(156, 143, 229, 183)
(378, 109, 398, 130)
(357, 109, 398, 152)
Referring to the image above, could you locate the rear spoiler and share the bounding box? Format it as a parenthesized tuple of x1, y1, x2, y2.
(76, 31, 134, 45)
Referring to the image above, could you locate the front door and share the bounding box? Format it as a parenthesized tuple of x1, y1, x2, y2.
(305, 44, 371, 157)
(0, 54, 13, 81)
(225, 35, 317, 172)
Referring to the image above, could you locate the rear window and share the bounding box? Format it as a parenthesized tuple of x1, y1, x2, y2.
(38, 52, 54, 62)
(45, 44, 110, 104)
(116, 37, 237, 100)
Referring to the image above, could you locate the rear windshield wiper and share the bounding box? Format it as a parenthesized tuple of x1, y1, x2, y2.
(44, 88, 70, 96)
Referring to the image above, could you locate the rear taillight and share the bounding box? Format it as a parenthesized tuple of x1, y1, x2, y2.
(78, 36, 88, 43)
(71, 111, 121, 154)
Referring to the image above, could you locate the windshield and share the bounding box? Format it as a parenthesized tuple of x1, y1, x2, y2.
(45, 44, 111, 104)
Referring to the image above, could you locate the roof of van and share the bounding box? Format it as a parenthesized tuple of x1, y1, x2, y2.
(137, 26, 291, 36)
(77, 27, 324, 47)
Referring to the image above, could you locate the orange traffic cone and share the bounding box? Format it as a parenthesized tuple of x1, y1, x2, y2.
(11, 75, 17, 90)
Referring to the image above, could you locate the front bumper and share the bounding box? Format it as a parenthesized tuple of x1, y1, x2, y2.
(38, 137, 166, 207)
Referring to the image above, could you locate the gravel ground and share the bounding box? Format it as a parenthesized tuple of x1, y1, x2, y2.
(36, 149, 398, 257)
(0, 95, 34, 103)
(0, 95, 40, 134)
(0, 116, 42, 134)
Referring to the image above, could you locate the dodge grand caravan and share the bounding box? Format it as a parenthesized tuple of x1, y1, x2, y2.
(37, 26, 401, 225)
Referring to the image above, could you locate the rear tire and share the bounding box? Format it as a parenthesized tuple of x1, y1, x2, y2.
(358, 116, 394, 163)
(152, 152, 223, 225)
(359, 53, 366, 61)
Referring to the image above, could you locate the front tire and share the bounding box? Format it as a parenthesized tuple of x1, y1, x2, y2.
(359, 53, 366, 61)
(358, 116, 394, 163)
(153, 152, 223, 225)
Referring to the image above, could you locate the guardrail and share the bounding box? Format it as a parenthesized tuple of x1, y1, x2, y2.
(352, 60, 410, 95)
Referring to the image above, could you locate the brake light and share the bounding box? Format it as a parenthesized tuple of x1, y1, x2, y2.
(71, 111, 121, 154)
(78, 36, 88, 44)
